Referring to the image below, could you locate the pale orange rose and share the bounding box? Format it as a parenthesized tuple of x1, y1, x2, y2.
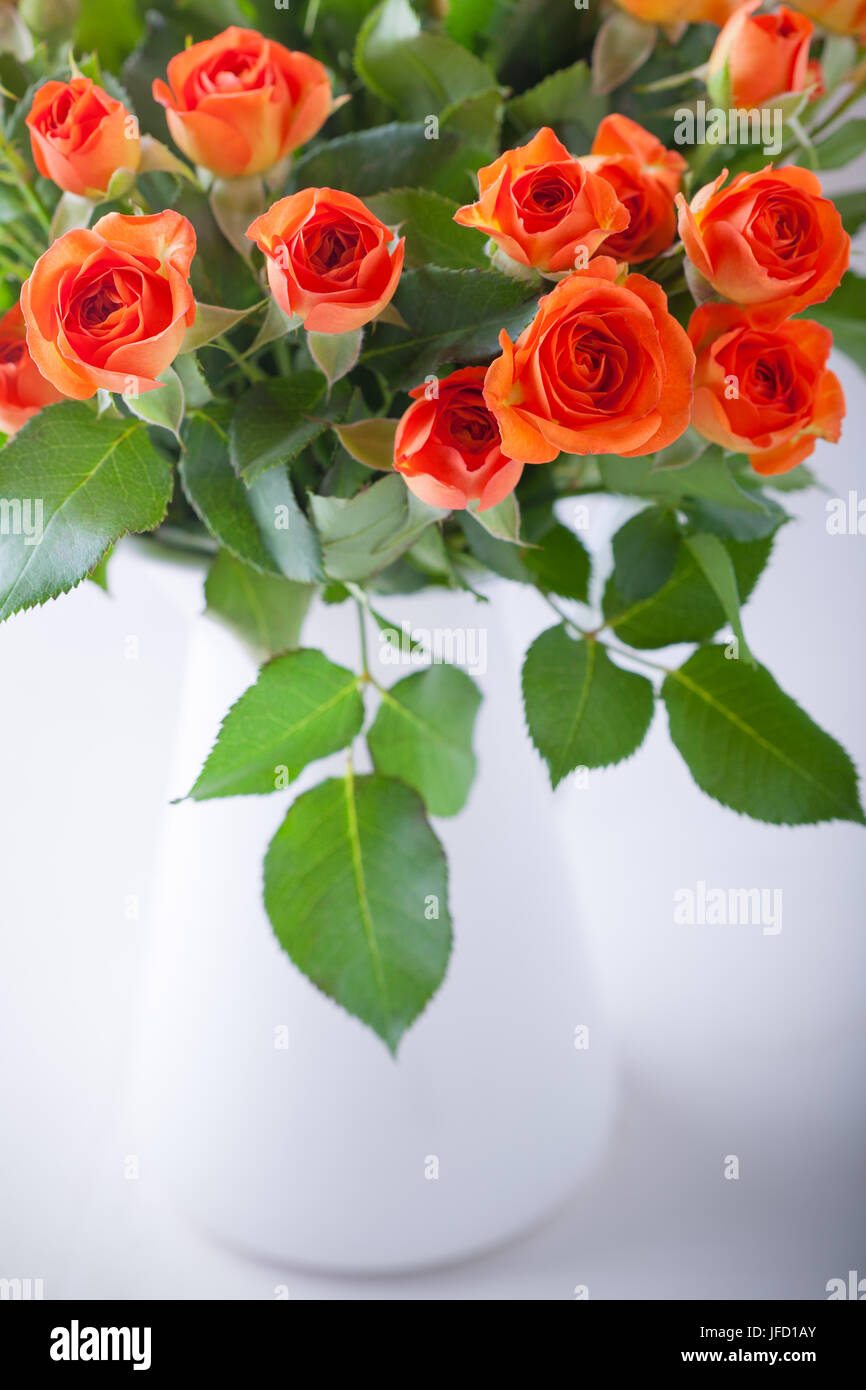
(677, 166, 849, 326)
(454, 127, 629, 274)
(26, 78, 140, 199)
(483, 257, 695, 464)
(581, 114, 687, 263)
(689, 302, 844, 474)
(21, 210, 196, 399)
(0, 303, 67, 436)
(153, 26, 333, 179)
(247, 188, 404, 335)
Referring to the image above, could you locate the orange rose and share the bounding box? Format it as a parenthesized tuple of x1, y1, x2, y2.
(792, 0, 866, 37)
(26, 78, 140, 200)
(247, 189, 404, 335)
(0, 303, 67, 436)
(453, 127, 629, 275)
(21, 210, 196, 400)
(612, 0, 740, 23)
(483, 257, 695, 464)
(153, 26, 333, 180)
(677, 166, 849, 326)
(688, 302, 844, 474)
(394, 367, 524, 512)
(706, 2, 813, 109)
(581, 114, 687, 264)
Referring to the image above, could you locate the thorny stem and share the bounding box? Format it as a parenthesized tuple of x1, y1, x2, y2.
(355, 598, 370, 678)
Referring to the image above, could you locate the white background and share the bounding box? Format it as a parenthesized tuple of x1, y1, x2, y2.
(1, 346, 864, 1300)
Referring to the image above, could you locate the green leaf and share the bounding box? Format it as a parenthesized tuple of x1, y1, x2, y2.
(230, 375, 326, 483)
(333, 417, 398, 470)
(173, 351, 211, 408)
(467, 492, 520, 543)
(603, 534, 773, 650)
(814, 118, 866, 171)
(663, 645, 865, 826)
(186, 649, 365, 800)
(366, 189, 488, 269)
(307, 327, 363, 387)
(204, 550, 313, 659)
(591, 11, 657, 96)
(367, 665, 481, 816)
(684, 532, 754, 664)
(522, 522, 590, 602)
(598, 447, 774, 515)
(650, 425, 709, 472)
(806, 273, 866, 374)
(360, 267, 537, 388)
(0, 403, 171, 622)
(833, 190, 866, 237)
(180, 407, 281, 575)
(181, 299, 263, 353)
(445, 0, 497, 48)
(309, 474, 447, 581)
(124, 365, 184, 440)
(522, 626, 655, 787)
(264, 770, 452, 1052)
(507, 60, 606, 150)
(245, 466, 324, 584)
(355, 0, 497, 119)
(611, 507, 679, 603)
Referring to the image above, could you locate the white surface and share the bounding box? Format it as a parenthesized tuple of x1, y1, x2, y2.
(128, 574, 614, 1271)
(1, 351, 864, 1299)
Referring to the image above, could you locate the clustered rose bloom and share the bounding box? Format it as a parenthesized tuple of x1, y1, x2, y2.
(153, 26, 333, 180)
(677, 165, 849, 325)
(247, 188, 404, 334)
(454, 127, 630, 275)
(582, 114, 687, 264)
(689, 303, 845, 474)
(26, 78, 140, 199)
(0, 303, 66, 437)
(21, 210, 196, 399)
(483, 258, 695, 464)
(706, 1, 814, 110)
(394, 368, 523, 513)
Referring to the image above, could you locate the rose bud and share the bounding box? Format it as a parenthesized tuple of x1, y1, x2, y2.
(453, 126, 629, 275)
(706, 2, 814, 110)
(0, 302, 67, 436)
(26, 78, 140, 200)
(393, 367, 524, 512)
(484, 257, 694, 464)
(788, 0, 866, 38)
(581, 114, 687, 264)
(689, 302, 844, 474)
(677, 166, 849, 327)
(21, 210, 196, 400)
(247, 189, 404, 335)
(152, 26, 333, 180)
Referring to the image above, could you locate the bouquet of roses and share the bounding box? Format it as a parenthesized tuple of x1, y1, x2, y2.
(1, 0, 863, 1051)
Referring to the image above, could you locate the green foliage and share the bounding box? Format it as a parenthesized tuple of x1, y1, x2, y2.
(264, 771, 452, 1052)
(187, 649, 365, 800)
(663, 646, 864, 826)
(0, 404, 172, 622)
(204, 550, 313, 659)
(522, 626, 655, 787)
(367, 664, 481, 815)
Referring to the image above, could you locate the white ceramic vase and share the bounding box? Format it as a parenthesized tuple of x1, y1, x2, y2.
(129, 556, 616, 1273)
